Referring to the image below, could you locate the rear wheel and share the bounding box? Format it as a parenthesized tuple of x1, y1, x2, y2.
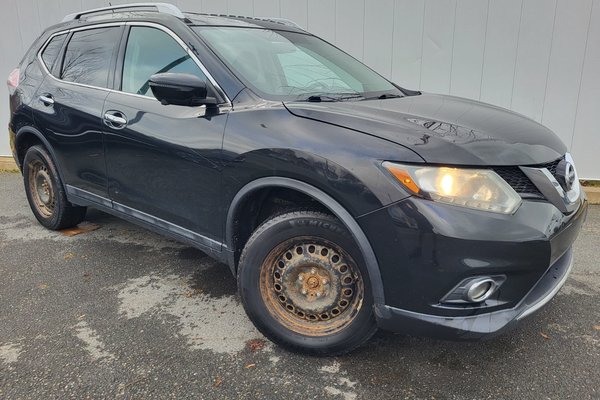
(23, 145, 86, 230)
(238, 211, 377, 355)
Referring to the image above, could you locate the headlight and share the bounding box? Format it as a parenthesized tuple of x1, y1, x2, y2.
(382, 162, 522, 214)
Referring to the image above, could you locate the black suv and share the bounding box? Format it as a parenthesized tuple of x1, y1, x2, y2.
(8, 3, 588, 355)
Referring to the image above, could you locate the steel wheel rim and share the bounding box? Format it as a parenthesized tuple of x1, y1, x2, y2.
(28, 160, 56, 218)
(260, 237, 364, 336)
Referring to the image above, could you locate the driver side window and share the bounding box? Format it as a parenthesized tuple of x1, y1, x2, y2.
(121, 26, 208, 97)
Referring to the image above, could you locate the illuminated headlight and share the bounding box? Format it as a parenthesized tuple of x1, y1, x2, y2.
(382, 162, 522, 214)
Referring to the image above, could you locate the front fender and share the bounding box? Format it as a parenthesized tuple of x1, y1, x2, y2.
(225, 176, 386, 306)
(221, 106, 423, 216)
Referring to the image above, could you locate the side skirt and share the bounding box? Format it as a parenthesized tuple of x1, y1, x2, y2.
(65, 185, 230, 267)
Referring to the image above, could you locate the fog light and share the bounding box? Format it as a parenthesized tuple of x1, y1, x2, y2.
(440, 275, 505, 305)
(466, 279, 495, 302)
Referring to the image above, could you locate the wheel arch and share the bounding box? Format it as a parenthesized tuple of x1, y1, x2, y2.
(225, 176, 385, 306)
(14, 126, 63, 180)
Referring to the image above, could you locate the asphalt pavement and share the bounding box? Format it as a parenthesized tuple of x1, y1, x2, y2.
(0, 171, 598, 399)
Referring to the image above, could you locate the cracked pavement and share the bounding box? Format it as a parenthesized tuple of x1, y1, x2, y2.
(0, 172, 599, 399)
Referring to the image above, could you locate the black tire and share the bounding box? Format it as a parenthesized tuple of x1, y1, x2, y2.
(238, 211, 377, 355)
(22, 145, 86, 230)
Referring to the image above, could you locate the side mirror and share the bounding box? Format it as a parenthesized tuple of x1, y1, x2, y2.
(149, 73, 218, 108)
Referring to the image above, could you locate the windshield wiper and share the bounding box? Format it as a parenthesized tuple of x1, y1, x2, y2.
(376, 93, 403, 99)
(300, 93, 365, 102)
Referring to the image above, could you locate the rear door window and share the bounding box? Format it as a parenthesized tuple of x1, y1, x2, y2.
(40, 33, 67, 74)
(121, 26, 208, 97)
(61, 27, 121, 88)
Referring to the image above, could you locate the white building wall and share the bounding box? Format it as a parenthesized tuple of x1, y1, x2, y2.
(1, 0, 598, 178)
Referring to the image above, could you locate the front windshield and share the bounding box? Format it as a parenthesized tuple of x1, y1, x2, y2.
(193, 26, 402, 101)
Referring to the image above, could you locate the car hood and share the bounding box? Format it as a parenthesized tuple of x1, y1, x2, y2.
(283, 93, 566, 166)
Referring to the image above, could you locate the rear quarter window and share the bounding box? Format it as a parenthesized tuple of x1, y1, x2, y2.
(40, 33, 67, 74)
(61, 26, 121, 88)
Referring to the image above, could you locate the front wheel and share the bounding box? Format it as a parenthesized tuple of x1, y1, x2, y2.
(238, 211, 377, 355)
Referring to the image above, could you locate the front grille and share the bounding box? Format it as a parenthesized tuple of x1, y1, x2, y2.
(494, 167, 544, 198)
(537, 158, 562, 176)
(493, 156, 564, 200)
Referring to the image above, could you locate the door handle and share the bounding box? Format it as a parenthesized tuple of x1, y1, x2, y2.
(103, 111, 128, 128)
(39, 94, 54, 106)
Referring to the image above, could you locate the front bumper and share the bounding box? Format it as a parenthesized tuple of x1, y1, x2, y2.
(375, 247, 573, 339)
(359, 191, 588, 339)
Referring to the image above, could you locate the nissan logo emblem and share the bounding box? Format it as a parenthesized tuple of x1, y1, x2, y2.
(556, 159, 576, 191)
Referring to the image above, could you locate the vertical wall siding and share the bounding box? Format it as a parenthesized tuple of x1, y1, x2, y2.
(1, 0, 598, 179)
(420, 0, 457, 94)
(572, 0, 600, 179)
(336, 0, 364, 61)
(479, 0, 522, 109)
(541, 0, 593, 146)
(450, 0, 488, 100)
